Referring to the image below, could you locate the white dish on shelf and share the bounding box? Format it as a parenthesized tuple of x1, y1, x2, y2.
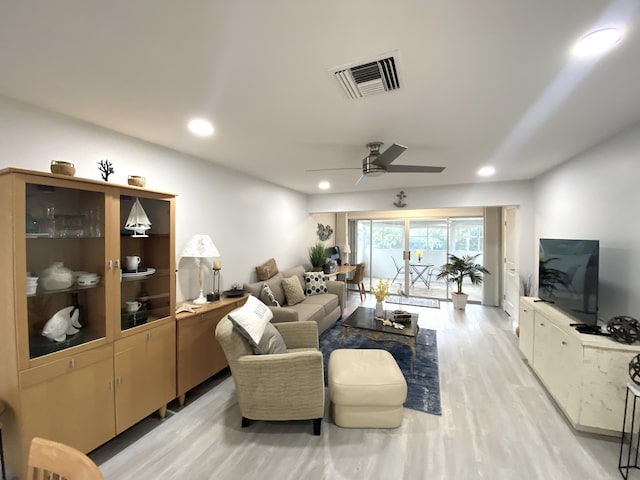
(26, 233, 50, 238)
(122, 267, 156, 278)
(77, 273, 100, 286)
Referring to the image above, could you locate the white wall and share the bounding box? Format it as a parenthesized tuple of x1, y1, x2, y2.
(0, 95, 317, 302)
(534, 120, 640, 322)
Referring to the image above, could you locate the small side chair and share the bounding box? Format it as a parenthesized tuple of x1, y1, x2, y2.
(346, 262, 366, 301)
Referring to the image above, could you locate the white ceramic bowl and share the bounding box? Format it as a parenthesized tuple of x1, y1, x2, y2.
(77, 273, 100, 286)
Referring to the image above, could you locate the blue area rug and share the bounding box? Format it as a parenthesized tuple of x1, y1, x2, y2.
(319, 320, 442, 415)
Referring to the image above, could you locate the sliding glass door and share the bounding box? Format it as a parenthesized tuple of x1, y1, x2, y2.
(407, 219, 448, 299)
(448, 217, 484, 302)
(351, 215, 485, 303)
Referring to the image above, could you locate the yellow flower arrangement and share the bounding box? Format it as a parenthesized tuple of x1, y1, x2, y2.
(371, 279, 390, 302)
(416, 249, 424, 262)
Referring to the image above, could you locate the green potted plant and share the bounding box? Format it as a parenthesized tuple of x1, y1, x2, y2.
(436, 253, 489, 310)
(308, 241, 326, 271)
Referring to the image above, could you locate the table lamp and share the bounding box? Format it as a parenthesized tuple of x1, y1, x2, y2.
(181, 234, 220, 304)
(343, 244, 351, 265)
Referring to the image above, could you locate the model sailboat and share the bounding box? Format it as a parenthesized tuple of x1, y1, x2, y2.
(125, 198, 152, 237)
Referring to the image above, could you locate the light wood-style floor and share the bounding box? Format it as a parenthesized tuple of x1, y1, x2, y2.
(90, 293, 622, 479)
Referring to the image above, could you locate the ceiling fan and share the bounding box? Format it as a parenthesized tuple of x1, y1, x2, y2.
(307, 142, 445, 184)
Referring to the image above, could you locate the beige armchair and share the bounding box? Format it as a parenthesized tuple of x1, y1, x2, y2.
(215, 317, 325, 435)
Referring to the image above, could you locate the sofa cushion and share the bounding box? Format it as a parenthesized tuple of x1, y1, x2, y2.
(256, 257, 279, 281)
(303, 271, 328, 296)
(253, 322, 287, 355)
(285, 302, 326, 324)
(302, 291, 339, 316)
(228, 295, 273, 347)
(282, 276, 305, 306)
(262, 283, 281, 307)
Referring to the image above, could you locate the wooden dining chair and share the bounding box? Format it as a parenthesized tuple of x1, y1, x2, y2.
(346, 262, 366, 301)
(27, 437, 104, 480)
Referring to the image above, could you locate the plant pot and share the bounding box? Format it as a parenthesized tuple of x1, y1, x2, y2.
(451, 292, 469, 310)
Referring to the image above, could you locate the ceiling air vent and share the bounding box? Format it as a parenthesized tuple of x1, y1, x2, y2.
(332, 54, 401, 100)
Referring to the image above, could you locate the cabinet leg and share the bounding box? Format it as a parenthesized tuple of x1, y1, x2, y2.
(158, 405, 167, 419)
(178, 394, 186, 407)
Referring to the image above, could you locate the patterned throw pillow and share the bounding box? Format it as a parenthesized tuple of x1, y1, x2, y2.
(303, 271, 328, 296)
(262, 283, 281, 307)
(281, 276, 306, 305)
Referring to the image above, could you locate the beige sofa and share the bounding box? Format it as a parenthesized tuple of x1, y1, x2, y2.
(243, 265, 345, 335)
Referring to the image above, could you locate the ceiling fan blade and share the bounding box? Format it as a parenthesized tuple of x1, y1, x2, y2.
(371, 143, 407, 168)
(355, 174, 368, 185)
(385, 165, 445, 173)
(305, 167, 361, 172)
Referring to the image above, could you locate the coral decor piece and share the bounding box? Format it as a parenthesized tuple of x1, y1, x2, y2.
(97, 159, 115, 181)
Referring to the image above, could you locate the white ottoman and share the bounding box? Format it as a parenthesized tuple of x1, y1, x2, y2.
(328, 349, 407, 428)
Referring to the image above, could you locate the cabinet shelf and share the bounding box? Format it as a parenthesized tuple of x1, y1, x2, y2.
(28, 284, 103, 298)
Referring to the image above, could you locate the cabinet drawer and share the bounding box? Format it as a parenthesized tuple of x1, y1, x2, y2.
(20, 344, 113, 389)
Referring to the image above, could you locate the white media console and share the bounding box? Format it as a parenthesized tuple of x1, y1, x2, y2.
(519, 297, 640, 436)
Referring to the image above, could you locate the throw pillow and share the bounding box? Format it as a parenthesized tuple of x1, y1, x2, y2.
(228, 295, 274, 347)
(253, 323, 287, 355)
(262, 283, 281, 307)
(256, 258, 279, 281)
(303, 271, 328, 296)
(282, 276, 305, 306)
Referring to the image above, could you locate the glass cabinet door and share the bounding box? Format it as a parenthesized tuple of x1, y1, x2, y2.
(119, 194, 172, 332)
(25, 182, 107, 359)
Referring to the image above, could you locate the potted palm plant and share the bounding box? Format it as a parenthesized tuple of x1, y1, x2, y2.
(308, 241, 326, 271)
(437, 253, 489, 310)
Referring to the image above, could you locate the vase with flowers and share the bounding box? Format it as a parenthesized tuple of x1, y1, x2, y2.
(371, 279, 390, 318)
(416, 249, 423, 263)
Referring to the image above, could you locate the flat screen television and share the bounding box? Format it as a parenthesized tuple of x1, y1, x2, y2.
(538, 238, 599, 326)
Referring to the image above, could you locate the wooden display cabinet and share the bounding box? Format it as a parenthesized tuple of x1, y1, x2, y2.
(0, 168, 176, 477)
(176, 295, 247, 405)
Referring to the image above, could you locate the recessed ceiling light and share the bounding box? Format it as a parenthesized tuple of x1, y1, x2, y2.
(188, 118, 214, 136)
(318, 181, 330, 190)
(477, 166, 495, 177)
(572, 27, 622, 57)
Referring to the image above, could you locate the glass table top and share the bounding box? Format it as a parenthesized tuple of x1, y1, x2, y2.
(342, 306, 419, 338)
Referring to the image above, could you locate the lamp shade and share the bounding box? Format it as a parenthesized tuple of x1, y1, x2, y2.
(343, 244, 351, 254)
(181, 235, 220, 258)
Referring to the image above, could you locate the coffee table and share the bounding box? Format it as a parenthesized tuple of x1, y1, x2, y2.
(340, 307, 419, 372)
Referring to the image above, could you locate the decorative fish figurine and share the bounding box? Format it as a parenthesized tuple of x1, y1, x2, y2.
(42, 306, 82, 342)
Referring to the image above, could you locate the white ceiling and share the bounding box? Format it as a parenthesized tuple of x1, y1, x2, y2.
(1, 1, 639, 195)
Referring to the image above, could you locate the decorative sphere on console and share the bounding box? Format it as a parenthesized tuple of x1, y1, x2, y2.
(607, 316, 640, 344)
